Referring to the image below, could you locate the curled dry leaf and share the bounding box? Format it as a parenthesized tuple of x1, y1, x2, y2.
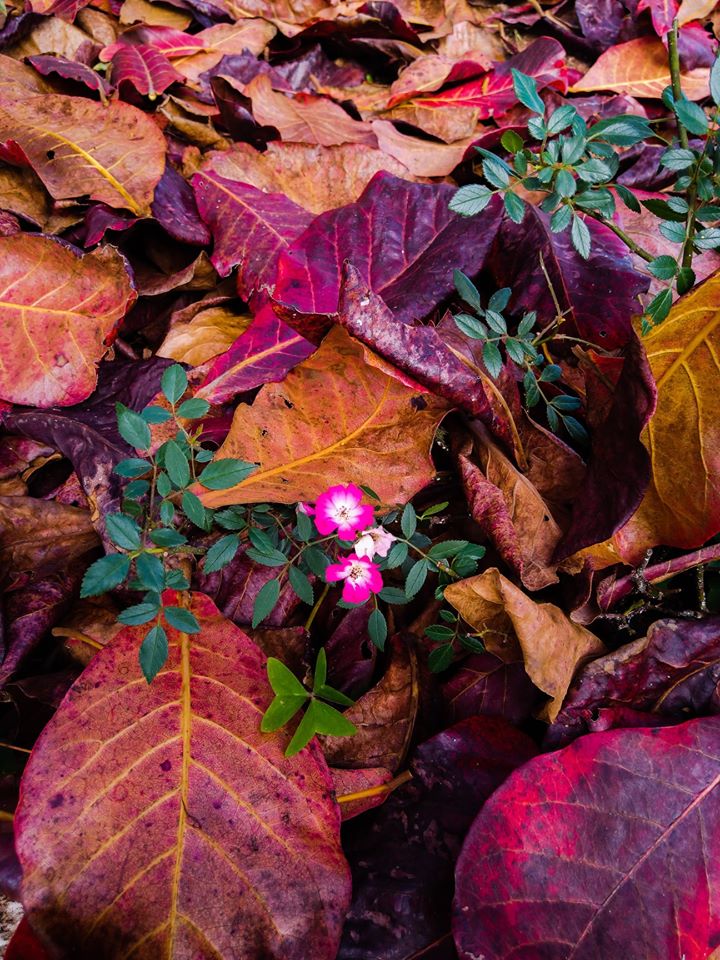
(322, 635, 419, 771)
(444, 568, 605, 720)
(196, 325, 450, 508)
(16, 591, 351, 960)
(0, 496, 99, 578)
(614, 270, 720, 561)
(0, 94, 166, 215)
(0, 235, 136, 408)
(371, 119, 474, 176)
(454, 717, 720, 960)
(572, 35, 710, 98)
(157, 299, 252, 367)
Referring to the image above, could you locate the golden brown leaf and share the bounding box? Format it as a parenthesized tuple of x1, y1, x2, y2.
(158, 300, 252, 367)
(0, 93, 166, 215)
(615, 271, 720, 561)
(172, 21, 278, 82)
(372, 119, 473, 176)
(196, 326, 449, 508)
(0, 496, 99, 577)
(445, 568, 605, 720)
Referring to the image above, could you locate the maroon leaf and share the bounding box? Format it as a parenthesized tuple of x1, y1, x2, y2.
(27, 55, 113, 97)
(198, 301, 316, 404)
(547, 616, 720, 747)
(109, 43, 182, 98)
(339, 717, 538, 960)
(441, 653, 541, 726)
(193, 171, 313, 292)
(152, 163, 211, 247)
(454, 716, 720, 960)
(274, 172, 504, 342)
(491, 206, 650, 350)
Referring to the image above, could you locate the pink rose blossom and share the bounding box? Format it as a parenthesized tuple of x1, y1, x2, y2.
(314, 484, 374, 539)
(325, 555, 383, 604)
(354, 526, 396, 560)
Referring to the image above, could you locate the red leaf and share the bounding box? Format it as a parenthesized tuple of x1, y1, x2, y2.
(192, 171, 313, 291)
(5, 918, 51, 960)
(411, 38, 568, 118)
(637, 0, 680, 35)
(27, 55, 113, 97)
(198, 301, 316, 404)
(454, 716, 720, 960)
(109, 44, 182, 98)
(274, 171, 504, 341)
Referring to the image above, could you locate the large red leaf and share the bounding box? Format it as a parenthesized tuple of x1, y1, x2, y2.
(637, 0, 680, 35)
(109, 43, 182, 98)
(0, 234, 136, 408)
(274, 172, 504, 341)
(192, 170, 313, 292)
(15, 591, 350, 959)
(198, 302, 316, 404)
(454, 716, 720, 960)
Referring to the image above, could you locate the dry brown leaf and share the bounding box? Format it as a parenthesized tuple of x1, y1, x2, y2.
(0, 55, 52, 97)
(157, 299, 252, 366)
(119, 0, 192, 26)
(381, 102, 481, 143)
(172, 21, 277, 82)
(196, 326, 449, 508)
(322, 636, 419, 771)
(372, 119, 472, 176)
(7, 16, 96, 60)
(445, 568, 605, 720)
(201, 141, 417, 213)
(0, 496, 99, 577)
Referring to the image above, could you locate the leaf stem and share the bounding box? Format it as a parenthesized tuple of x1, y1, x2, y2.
(304, 582, 330, 630)
(588, 214, 655, 263)
(668, 20, 690, 150)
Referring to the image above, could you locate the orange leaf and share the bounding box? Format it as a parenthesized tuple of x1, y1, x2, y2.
(571, 35, 709, 99)
(0, 235, 136, 407)
(0, 93, 166, 215)
(196, 326, 450, 508)
(615, 271, 720, 561)
(15, 591, 350, 960)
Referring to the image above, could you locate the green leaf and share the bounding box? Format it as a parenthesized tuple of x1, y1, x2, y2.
(80, 553, 131, 597)
(150, 528, 187, 548)
(674, 99, 708, 136)
(561, 135, 586, 165)
(453, 269, 483, 312)
(315, 684, 355, 707)
(449, 184, 493, 216)
(571, 215, 591, 259)
(176, 398, 210, 420)
(136, 553, 165, 592)
(199, 458, 256, 490)
(305, 546, 330, 578)
(368, 608, 387, 650)
(164, 440, 190, 488)
(289, 701, 356, 756)
(139, 625, 168, 683)
(563, 416, 589, 444)
(267, 657, 308, 697)
(428, 643, 455, 672)
(482, 341, 503, 378)
(246, 548, 287, 567)
(419, 501, 449, 520)
(164, 606, 200, 633)
(694, 227, 720, 250)
(312, 647, 328, 690)
(378, 586, 411, 605)
(483, 156, 511, 189)
(615, 184, 641, 212)
(156, 472, 171, 497)
(289, 565, 314, 605)
(124, 479, 150, 500)
(252, 579, 280, 627)
(114, 457, 151, 478)
(540, 364, 562, 382)
(115, 403, 151, 451)
(587, 114, 652, 145)
(405, 559, 428, 598)
(676, 266, 695, 295)
(385, 541, 409, 569)
(641, 198, 687, 223)
(261, 695, 307, 732)
(214, 507, 247, 531)
(141, 405, 172, 425)
(576, 158, 612, 184)
(503, 191, 525, 223)
(295, 508, 313, 542)
(646, 287, 673, 326)
(660, 148, 696, 171)
(118, 602, 159, 626)
(454, 313, 488, 340)
(401, 503, 417, 539)
(648, 255, 678, 280)
(550, 205, 572, 233)
(428, 539, 469, 560)
(511, 68, 545, 114)
(106, 513, 142, 551)
(161, 364, 188, 405)
(249, 527, 277, 555)
(554, 170, 576, 199)
(204, 534, 240, 573)
(425, 623, 455, 641)
(551, 394, 582, 412)
(165, 569, 189, 590)
(501, 129, 524, 152)
(182, 490, 213, 530)
(712, 52, 720, 106)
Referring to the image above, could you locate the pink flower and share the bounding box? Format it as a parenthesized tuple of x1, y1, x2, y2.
(314, 484, 374, 539)
(298, 502, 315, 516)
(354, 526, 396, 560)
(325, 555, 383, 604)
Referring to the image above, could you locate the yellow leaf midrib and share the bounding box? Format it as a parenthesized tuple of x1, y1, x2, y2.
(167, 629, 192, 957)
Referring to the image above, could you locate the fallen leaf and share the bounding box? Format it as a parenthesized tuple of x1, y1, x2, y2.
(108, 42, 182, 97)
(171, 22, 278, 83)
(444, 568, 605, 720)
(0, 497, 98, 577)
(614, 270, 720, 561)
(158, 299, 252, 367)
(386, 52, 490, 107)
(637, 0, 680, 34)
(572, 35, 710, 98)
(26, 54, 114, 97)
(197, 302, 316, 405)
(441, 652, 540, 725)
(0, 235, 136, 408)
(332, 766, 394, 819)
(0, 94, 166, 215)
(371, 119, 474, 176)
(0, 54, 53, 97)
(547, 615, 720, 747)
(16, 591, 351, 959)
(678, 0, 718, 23)
(454, 716, 720, 960)
(322, 635, 419, 771)
(196, 325, 449, 508)
(199, 140, 417, 214)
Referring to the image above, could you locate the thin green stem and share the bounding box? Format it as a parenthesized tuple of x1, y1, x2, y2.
(304, 582, 330, 630)
(587, 213, 655, 263)
(668, 20, 689, 150)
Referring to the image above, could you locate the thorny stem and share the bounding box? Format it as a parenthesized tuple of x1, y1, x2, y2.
(304, 582, 330, 630)
(668, 20, 689, 150)
(588, 214, 656, 263)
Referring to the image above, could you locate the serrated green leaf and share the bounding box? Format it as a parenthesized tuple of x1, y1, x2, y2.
(114, 458, 151, 478)
(428, 643, 455, 672)
(674, 99, 708, 136)
(136, 553, 165, 592)
(106, 513, 142, 551)
(289, 565, 314, 605)
(139, 625, 168, 683)
(204, 534, 240, 573)
(164, 606, 200, 633)
(141, 405, 172, 425)
(182, 490, 212, 530)
(368, 608, 387, 650)
(453, 269, 483, 312)
(116, 403, 151, 451)
(118, 602, 159, 626)
(449, 184, 493, 216)
(648, 255, 679, 280)
(176, 398, 210, 420)
(401, 502, 417, 539)
(405, 559, 428, 598)
(253, 579, 281, 627)
(503, 191, 525, 223)
(80, 553, 131, 597)
(164, 440, 190, 489)
(571, 215, 591, 259)
(512, 68, 545, 114)
(150, 528, 187, 548)
(199, 458, 256, 490)
(161, 364, 188, 405)
(482, 341, 503, 378)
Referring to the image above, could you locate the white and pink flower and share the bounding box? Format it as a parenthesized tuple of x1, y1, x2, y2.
(314, 483, 374, 539)
(354, 526, 396, 560)
(325, 555, 383, 604)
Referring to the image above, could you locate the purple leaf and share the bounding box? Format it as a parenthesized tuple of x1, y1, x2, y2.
(27, 55, 113, 97)
(152, 163, 211, 247)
